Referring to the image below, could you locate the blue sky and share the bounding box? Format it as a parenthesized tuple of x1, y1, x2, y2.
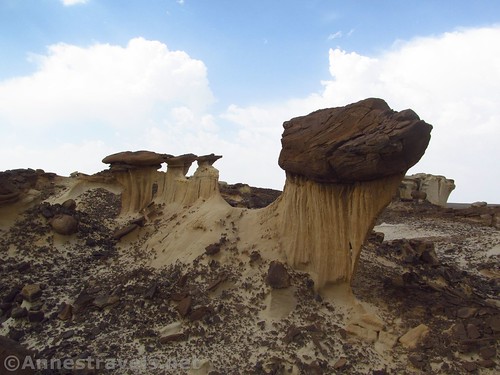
(0, 0, 499, 202)
(2, 0, 499, 105)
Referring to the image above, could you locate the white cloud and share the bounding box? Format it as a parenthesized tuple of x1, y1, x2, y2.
(0, 38, 214, 130)
(60, 0, 88, 6)
(327, 31, 342, 40)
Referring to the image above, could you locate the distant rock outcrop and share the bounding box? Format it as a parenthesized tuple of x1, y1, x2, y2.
(271, 98, 432, 287)
(159, 153, 221, 206)
(219, 183, 281, 208)
(398, 173, 455, 207)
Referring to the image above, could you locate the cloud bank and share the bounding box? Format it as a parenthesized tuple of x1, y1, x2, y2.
(0, 27, 499, 202)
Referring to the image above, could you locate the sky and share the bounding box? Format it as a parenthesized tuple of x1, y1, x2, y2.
(0, 0, 499, 203)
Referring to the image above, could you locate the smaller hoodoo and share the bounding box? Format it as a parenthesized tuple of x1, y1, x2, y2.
(102, 150, 168, 214)
(102, 151, 223, 214)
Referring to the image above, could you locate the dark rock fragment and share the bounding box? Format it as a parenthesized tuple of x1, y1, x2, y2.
(189, 306, 212, 321)
(205, 243, 221, 256)
(21, 284, 42, 302)
(57, 303, 73, 321)
(177, 296, 192, 317)
(62, 199, 77, 211)
(159, 332, 188, 344)
(112, 223, 139, 240)
(28, 310, 44, 323)
(50, 214, 78, 235)
(11, 307, 28, 319)
(266, 261, 290, 289)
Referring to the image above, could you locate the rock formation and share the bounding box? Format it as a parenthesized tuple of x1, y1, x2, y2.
(0, 169, 55, 207)
(102, 150, 168, 214)
(269, 98, 432, 287)
(100, 98, 431, 290)
(158, 153, 221, 206)
(0, 179, 20, 206)
(102, 152, 222, 214)
(399, 173, 455, 207)
(278, 99, 431, 183)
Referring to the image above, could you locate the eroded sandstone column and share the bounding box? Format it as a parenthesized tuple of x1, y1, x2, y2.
(159, 153, 198, 205)
(271, 98, 433, 288)
(159, 153, 222, 206)
(102, 151, 169, 214)
(184, 154, 222, 204)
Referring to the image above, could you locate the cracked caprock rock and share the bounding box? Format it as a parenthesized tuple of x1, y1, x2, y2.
(279, 98, 432, 183)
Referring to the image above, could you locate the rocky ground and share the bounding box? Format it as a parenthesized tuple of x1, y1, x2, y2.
(0, 171, 498, 374)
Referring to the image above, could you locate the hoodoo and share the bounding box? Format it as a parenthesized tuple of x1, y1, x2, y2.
(102, 150, 168, 214)
(269, 98, 432, 288)
(4, 98, 499, 374)
(159, 153, 222, 206)
(102, 151, 223, 214)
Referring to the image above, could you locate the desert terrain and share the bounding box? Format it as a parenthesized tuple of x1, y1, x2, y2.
(0, 99, 498, 374)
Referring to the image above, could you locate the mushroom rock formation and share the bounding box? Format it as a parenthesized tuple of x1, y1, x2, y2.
(189, 154, 223, 200)
(98, 98, 430, 294)
(158, 153, 222, 206)
(197, 153, 223, 166)
(102, 150, 169, 214)
(164, 153, 198, 176)
(269, 98, 432, 288)
(102, 150, 224, 215)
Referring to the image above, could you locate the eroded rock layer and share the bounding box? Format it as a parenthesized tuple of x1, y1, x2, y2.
(268, 173, 403, 287)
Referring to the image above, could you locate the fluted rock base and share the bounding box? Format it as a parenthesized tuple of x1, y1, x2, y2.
(267, 173, 403, 288)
